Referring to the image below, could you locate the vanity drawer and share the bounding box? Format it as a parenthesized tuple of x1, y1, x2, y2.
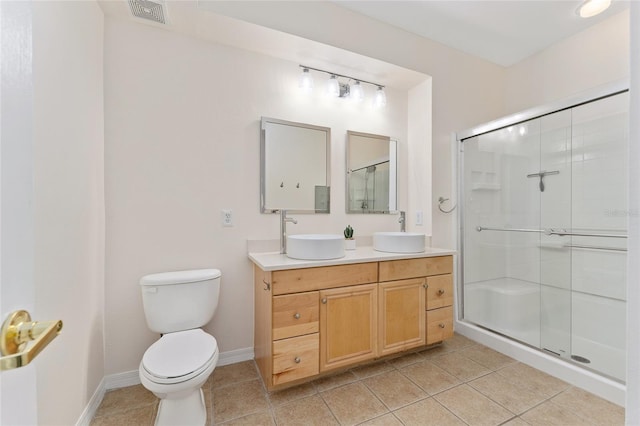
(426, 274, 453, 310)
(273, 291, 319, 340)
(272, 263, 378, 295)
(379, 256, 453, 282)
(426, 306, 454, 345)
(272, 333, 319, 386)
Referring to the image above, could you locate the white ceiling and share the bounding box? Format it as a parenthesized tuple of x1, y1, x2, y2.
(99, 0, 630, 88)
(332, 0, 629, 66)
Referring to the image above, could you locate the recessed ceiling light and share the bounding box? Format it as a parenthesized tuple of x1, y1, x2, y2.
(577, 0, 612, 18)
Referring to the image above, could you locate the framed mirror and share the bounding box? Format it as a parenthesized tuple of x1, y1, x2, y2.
(346, 131, 397, 214)
(261, 117, 331, 213)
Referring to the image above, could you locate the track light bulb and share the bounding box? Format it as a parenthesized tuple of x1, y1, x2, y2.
(298, 68, 314, 93)
(373, 86, 387, 108)
(326, 75, 340, 97)
(350, 81, 364, 102)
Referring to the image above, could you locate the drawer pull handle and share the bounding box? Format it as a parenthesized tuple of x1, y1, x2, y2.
(321, 298, 327, 304)
(294, 313, 301, 319)
(437, 289, 445, 295)
(439, 323, 446, 329)
(294, 357, 301, 364)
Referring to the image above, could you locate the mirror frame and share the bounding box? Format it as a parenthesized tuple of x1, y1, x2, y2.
(260, 117, 331, 214)
(346, 130, 397, 214)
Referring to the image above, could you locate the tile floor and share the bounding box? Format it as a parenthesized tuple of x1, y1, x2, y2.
(91, 334, 625, 425)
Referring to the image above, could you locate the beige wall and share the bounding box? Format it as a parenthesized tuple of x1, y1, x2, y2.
(32, 1, 105, 424)
(103, 17, 412, 374)
(505, 9, 629, 114)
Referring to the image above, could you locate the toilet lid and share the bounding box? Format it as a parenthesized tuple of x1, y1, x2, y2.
(142, 329, 218, 379)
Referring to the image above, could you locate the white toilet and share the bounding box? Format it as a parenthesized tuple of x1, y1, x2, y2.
(139, 269, 221, 426)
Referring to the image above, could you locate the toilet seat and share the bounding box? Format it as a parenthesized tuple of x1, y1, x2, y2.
(142, 329, 218, 385)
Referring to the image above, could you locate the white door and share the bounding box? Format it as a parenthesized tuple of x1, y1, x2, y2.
(0, 1, 39, 424)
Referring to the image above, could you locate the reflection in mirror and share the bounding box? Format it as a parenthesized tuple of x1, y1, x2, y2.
(346, 131, 397, 213)
(261, 117, 331, 213)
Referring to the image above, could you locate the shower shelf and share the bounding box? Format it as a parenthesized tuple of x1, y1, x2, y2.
(471, 183, 501, 191)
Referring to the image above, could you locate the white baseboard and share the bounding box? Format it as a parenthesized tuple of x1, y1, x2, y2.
(104, 369, 141, 390)
(75, 377, 106, 426)
(101, 347, 255, 391)
(217, 346, 254, 367)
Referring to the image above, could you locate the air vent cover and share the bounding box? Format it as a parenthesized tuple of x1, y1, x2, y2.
(128, 0, 167, 24)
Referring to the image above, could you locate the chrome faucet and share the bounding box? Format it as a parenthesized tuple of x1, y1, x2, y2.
(280, 210, 298, 254)
(399, 211, 406, 232)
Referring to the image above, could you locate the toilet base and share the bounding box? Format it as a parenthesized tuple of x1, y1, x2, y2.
(154, 388, 206, 426)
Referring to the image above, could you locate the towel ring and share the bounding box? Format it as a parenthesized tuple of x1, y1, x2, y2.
(438, 197, 456, 214)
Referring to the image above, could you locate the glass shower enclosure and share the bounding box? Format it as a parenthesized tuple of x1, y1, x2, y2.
(459, 90, 628, 382)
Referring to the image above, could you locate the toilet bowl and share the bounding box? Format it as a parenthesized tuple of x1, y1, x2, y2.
(139, 330, 219, 425)
(138, 269, 221, 426)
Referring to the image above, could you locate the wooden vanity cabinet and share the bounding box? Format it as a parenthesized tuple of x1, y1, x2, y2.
(254, 255, 454, 390)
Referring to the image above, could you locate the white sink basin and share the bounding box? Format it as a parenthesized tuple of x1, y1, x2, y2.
(286, 234, 345, 260)
(373, 232, 426, 253)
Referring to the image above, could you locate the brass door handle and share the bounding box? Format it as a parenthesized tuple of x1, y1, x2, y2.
(0, 310, 63, 371)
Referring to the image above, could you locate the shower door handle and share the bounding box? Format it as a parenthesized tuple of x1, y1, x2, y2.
(546, 229, 627, 239)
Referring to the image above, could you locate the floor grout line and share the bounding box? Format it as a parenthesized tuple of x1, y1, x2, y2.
(90, 335, 624, 426)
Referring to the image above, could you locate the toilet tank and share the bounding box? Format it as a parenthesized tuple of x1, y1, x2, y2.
(140, 269, 221, 334)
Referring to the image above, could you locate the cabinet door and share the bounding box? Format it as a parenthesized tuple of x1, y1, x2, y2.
(379, 278, 426, 356)
(320, 283, 378, 372)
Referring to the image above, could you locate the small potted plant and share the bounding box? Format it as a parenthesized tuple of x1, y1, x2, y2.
(344, 225, 356, 250)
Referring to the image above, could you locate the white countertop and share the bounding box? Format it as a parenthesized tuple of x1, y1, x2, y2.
(248, 246, 456, 271)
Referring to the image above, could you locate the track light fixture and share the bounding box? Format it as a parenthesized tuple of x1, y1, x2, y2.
(298, 65, 386, 107)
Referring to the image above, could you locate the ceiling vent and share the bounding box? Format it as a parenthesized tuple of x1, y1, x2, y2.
(127, 0, 168, 25)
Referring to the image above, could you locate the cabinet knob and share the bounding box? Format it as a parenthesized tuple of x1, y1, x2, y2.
(294, 357, 301, 364)
(423, 283, 428, 289)
(437, 289, 445, 295)
(294, 313, 301, 319)
(321, 298, 327, 304)
(439, 323, 446, 329)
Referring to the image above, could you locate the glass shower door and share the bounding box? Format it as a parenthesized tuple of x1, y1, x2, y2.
(568, 93, 628, 380)
(462, 91, 628, 382)
(463, 117, 544, 348)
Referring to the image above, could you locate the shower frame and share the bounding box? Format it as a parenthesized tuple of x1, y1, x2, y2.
(454, 80, 629, 406)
